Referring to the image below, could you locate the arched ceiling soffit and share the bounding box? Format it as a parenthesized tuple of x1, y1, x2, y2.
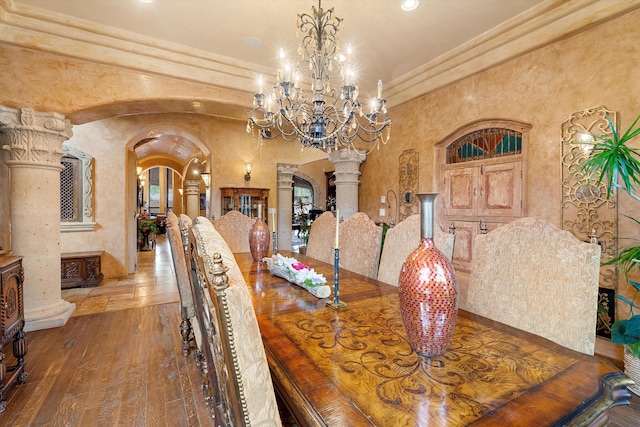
(128, 125, 210, 171)
(138, 158, 184, 179)
(183, 158, 209, 183)
(68, 99, 248, 125)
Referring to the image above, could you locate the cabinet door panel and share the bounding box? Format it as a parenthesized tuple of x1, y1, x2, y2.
(479, 162, 522, 217)
(450, 221, 477, 273)
(445, 168, 478, 216)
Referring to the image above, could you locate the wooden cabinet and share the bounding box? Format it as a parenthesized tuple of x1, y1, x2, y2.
(0, 256, 27, 413)
(443, 159, 522, 273)
(61, 251, 104, 289)
(220, 187, 269, 222)
(444, 160, 522, 218)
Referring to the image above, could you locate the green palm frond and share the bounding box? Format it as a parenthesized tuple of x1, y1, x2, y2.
(580, 114, 640, 199)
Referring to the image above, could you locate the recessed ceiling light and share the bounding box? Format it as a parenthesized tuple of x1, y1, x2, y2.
(401, 0, 419, 12)
(138, 0, 153, 4)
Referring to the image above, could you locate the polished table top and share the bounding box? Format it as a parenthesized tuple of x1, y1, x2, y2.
(235, 251, 632, 427)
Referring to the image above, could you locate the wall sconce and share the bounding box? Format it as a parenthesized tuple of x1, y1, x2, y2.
(136, 166, 142, 176)
(201, 172, 211, 188)
(178, 188, 183, 196)
(244, 163, 252, 181)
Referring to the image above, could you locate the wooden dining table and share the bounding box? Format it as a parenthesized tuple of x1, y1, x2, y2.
(234, 251, 633, 427)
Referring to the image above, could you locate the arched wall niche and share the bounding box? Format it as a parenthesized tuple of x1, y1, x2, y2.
(434, 118, 531, 283)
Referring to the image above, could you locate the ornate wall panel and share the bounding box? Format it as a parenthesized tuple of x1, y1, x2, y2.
(399, 149, 418, 222)
(561, 106, 617, 338)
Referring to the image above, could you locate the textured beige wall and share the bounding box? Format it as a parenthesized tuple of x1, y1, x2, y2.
(59, 114, 325, 278)
(2, 8, 640, 298)
(0, 45, 247, 124)
(361, 8, 640, 232)
(359, 8, 640, 314)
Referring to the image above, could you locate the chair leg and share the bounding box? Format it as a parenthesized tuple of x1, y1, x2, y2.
(180, 317, 192, 356)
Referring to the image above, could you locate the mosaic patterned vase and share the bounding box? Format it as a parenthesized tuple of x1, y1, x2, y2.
(398, 193, 458, 357)
(249, 218, 271, 262)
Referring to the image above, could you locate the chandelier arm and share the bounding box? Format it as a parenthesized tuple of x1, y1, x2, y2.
(245, 1, 391, 154)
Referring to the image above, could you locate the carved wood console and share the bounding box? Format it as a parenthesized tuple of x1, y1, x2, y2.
(0, 256, 27, 413)
(61, 251, 104, 289)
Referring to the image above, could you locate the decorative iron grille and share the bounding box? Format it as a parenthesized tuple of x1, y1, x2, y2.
(60, 156, 80, 221)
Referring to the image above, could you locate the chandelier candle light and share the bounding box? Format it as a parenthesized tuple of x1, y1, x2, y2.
(246, 1, 391, 154)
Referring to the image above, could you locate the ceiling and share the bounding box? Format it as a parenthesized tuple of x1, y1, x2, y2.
(15, 0, 546, 97)
(12, 0, 547, 171)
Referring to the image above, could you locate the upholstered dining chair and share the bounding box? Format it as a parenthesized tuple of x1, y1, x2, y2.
(465, 217, 601, 355)
(339, 212, 383, 279)
(188, 219, 282, 426)
(165, 212, 197, 356)
(211, 210, 256, 253)
(377, 214, 455, 286)
(178, 214, 192, 244)
(306, 211, 337, 265)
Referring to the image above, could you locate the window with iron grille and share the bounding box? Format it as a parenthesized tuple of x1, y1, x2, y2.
(60, 156, 80, 221)
(60, 145, 95, 231)
(447, 128, 522, 164)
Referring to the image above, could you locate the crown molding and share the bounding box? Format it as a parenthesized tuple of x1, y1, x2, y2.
(1, 0, 639, 117)
(386, 0, 640, 108)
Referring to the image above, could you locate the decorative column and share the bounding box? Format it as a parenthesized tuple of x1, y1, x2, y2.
(328, 149, 366, 219)
(0, 106, 75, 331)
(277, 164, 297, 251)
(184, 179, 200, 219)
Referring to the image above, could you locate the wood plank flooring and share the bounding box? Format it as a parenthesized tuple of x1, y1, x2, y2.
(0, 236, 214, 427)
(0, 234, 637, 426)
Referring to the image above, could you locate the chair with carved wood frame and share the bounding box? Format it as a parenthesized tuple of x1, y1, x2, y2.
(306, 211, 337, 265)
(187, 221, 282, 426)
(339, 212, 383, 279)
(210, 211, 256, 253)
(165, 212, 197, 356)
(466, 217, 601, 355)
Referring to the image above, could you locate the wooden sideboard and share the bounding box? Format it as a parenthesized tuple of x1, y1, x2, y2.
(61, 251, 104, 289)
(0, 256, 27, 413)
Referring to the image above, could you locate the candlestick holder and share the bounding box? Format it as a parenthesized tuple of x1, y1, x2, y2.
(272, 231, 277, 255)
(326, 248, 347, 309)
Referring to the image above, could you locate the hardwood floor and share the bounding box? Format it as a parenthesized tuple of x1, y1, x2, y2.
(0, 234, 637, 426)
(0, 236, 214, 427)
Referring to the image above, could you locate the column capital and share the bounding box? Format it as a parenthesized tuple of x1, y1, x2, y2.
(0, 106, 72, 169)
(329, 149, 366, 184)
(277, 164, 298, 189)
(184, 179, 201, 195)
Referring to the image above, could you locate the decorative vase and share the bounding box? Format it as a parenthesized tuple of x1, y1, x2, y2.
(624, 349, 640, 396)
(398, 193, 458, 357)
(249, 218, 271, 262)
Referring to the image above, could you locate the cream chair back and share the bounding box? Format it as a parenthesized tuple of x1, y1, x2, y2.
(466, 217, 601, 355)
(211, 211, 256, 253)
(306, 211, 337, 265)
(188, 220, 282, 426)
(377, 214, 455, 286)
(339, 212, 383, 279)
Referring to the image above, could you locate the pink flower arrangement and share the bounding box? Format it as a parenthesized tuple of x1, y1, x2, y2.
(291, 262, 310, 271)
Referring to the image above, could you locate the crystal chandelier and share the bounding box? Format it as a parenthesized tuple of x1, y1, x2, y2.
(246, 1, 391, 154)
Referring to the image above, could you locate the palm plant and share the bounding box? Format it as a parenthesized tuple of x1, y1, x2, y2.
(581, 113, 640, 355)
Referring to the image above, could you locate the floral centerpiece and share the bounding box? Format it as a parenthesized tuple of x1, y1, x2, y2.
(263, 254, 331, 298)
